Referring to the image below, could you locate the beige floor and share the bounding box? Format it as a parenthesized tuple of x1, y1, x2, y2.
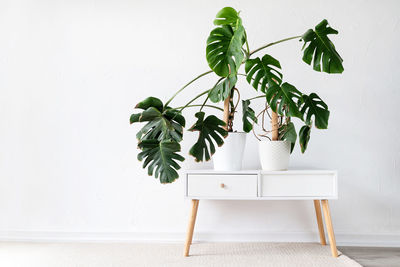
(0, 242, 361, 267)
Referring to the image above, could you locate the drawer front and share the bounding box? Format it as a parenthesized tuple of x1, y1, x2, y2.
(260, 174, 336, 197)
(187, 174, 257, 198)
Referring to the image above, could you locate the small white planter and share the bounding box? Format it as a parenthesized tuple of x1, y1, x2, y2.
(259, 140, 291, 171)
(212, 132, 247, 171)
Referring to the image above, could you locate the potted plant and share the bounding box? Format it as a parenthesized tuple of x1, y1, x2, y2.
(130, 7, 343, 183)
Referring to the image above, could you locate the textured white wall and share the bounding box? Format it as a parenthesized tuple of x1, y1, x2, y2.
(1, 0, 399, 245)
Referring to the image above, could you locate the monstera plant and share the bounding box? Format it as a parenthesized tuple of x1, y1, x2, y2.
(130, 7, 343, 183)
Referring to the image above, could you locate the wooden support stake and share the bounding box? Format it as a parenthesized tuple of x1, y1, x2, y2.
(223, 96, 230, 131)
(271, 110, 279, 141)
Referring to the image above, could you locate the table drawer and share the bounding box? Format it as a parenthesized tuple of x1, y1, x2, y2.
(260, 173, 337, 198)
(187, 174, 257, 198)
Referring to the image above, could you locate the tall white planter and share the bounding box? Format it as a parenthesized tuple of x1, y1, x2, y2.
(212, 132, 247, 171)
(259, 140, 291, 171)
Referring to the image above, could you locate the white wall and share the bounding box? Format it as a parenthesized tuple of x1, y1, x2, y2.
(1, 0, 400, 246)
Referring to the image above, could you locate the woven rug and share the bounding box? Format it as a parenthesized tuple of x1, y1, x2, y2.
(0, 242, 361, 267)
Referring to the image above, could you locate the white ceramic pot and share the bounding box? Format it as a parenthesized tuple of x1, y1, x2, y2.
(259, 140, 291, 171)
(212, 132, 247, 171)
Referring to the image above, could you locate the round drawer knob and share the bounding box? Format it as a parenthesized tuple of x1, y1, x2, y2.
(220, 183, 225, 188)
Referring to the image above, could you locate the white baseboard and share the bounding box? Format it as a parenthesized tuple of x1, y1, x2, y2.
(0, 230, 399, 247)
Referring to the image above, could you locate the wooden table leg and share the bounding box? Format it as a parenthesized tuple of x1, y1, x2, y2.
(183, 199, 199, 257)
(321, 199, 338, 257)
(313, 200, 326, 245)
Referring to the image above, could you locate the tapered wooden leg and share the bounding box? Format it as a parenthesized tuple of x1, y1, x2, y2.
(313, 200, 326, 245)
(321, 200, 338, 257)
(183, 199, 199, 257)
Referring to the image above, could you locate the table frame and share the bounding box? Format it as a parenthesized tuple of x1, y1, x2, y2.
(183, 170, 338, 258)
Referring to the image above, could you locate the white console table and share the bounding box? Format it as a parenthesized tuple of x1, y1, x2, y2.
(183, 170, 338, 257)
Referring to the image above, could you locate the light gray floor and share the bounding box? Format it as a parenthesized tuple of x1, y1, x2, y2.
(338, 247, 400, 267)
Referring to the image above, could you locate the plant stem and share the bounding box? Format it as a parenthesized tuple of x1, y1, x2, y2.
(249, 35, 302, 56)
(179, 90, 210, 111)
(238, 73, 256, 82)
(200, 77, 224, 112)
(199, 95, 210, 112)
(175, 104, 223, 111)
(245, 39, 250, 58)
(246, 95, 266, 101)
(164, 70, 213, 107)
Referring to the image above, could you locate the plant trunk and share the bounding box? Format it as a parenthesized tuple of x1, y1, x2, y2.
(271, 110, 279, 141)
(223, 96, 230, 131)
(223, 89, 234, 132)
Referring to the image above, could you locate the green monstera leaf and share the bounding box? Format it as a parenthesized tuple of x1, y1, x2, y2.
(266, 82, 303, 119)
(130, 97, 185, 143)
(245, 54, 282, 92)
(206, 7, 245, 77)
(280, 122, 297, 153)
(213, 6, 240, 26)
(135, 96, 163, 111)
(299, 124, 311, 153)
(242, 99, 257, 133)
(137, 139, 185, 184)
(131, 97, 187, 184)
(301, 19, 344, 73)
(299, 93, 330, 129)
(189, 112, 228, 162)
(208, 75, 237, 103)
